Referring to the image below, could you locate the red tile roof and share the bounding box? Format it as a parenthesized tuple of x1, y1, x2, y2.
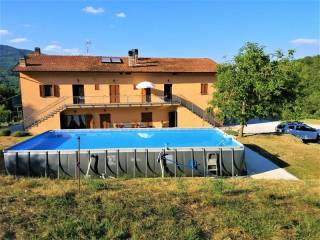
(14, 54, 217, 73)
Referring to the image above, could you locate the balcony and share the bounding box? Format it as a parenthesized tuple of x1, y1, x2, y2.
(66, 94, 180, 109)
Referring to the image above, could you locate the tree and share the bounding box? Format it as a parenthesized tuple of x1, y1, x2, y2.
(210, 42, 300, 137)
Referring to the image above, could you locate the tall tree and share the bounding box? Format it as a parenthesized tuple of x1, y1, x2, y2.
(211, 42, 299, 136)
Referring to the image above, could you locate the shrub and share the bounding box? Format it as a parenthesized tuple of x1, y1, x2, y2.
(11, 131, 29, 137)
(0, 128, 11, 136)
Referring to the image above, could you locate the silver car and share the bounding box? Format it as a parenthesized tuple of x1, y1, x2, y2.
(276, 122, 319, 142)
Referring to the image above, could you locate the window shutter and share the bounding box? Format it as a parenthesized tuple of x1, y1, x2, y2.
(39, 85, 44, 97)
(201, 83, 208, 95)
(133, 84, 137, 90)
(54, 85, 60, 97)
(95, 84, 100, 90)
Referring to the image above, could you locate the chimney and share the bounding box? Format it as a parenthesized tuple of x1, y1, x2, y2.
(34, 47, 41, 55)
(19, 57, 26, 67)
(128, 49, 135, 67)
(133, 49, 138, 64)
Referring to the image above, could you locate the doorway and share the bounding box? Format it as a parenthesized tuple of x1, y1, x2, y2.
(141, 88, 151, 103)
(109, 85, 120, 103)
(168, 111, 177, 127)
(100, 114, 111, 128)
(72, 85, 84, 104)
(164, 84, 172, 102)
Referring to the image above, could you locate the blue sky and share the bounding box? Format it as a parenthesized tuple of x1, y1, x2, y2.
(0, 0, 319, 62)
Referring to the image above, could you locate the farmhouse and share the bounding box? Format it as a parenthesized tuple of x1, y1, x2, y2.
(15, 48, 217, 134)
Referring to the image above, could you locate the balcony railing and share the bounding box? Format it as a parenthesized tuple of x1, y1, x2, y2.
(70, 94, 176, 105)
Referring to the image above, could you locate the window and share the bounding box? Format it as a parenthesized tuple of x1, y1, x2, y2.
(201, 83, 208, 95)
(133, 84, 137, 90)
(296, 125, 316, 132)
(40, 85, 59, 97)
(141, 112, 152, 122)
(95, 84, 100, 90)
(44, 85, 53, 96)
(288, 125, 295, 130)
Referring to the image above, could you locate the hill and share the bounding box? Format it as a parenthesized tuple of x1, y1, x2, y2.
(0, 45, 32, 69)
(0, 45, 32, 92)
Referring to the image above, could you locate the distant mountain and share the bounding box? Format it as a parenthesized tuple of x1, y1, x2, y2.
(0, 45, 32, 92)
(0, 45, 32, 70)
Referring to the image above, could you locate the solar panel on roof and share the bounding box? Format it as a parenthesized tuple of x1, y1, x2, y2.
(101, 57, 111, 63)
(111, 57, 122, 63)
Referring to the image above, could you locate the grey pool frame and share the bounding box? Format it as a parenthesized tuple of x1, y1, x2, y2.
(3, 128, 246, 178)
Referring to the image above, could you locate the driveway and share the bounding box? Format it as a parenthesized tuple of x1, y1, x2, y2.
(223, 121, 320, 134)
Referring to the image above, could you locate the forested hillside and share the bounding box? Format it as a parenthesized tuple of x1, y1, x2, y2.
(0, 45, 32, 91)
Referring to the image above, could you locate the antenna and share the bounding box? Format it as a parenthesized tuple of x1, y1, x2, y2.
(85, 40, 92, 55)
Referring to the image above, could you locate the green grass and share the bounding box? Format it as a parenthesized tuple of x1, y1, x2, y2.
(0, 177, 319, 239)
(239, 134, 320, 180)
(1, 133, 320, 239)
(303, 119, 320, 125)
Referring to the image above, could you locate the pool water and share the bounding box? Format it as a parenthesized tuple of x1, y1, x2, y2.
(6, 128, 241, 151)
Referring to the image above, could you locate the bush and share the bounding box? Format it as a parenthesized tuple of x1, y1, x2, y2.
(0, 128, 11, 136)
(11, 131, 29, 137)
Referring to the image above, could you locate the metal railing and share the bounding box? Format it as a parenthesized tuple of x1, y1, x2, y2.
(23, 94, 218, 129)
(70, 94, 175, 105)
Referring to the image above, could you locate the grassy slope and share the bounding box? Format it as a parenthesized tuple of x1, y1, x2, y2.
(0, 177, 319, 240)
(238, 134, 320, 180)
(0, 135, 319, 239)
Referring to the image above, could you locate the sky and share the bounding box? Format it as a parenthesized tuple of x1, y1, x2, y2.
(0, 0, 319, 62)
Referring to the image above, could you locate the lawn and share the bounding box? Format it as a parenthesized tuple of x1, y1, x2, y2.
(303, 119, 320, 125)
(1, 134, 319, 239)
(238, 134, 320, 180)
(0, 177, 319, 240)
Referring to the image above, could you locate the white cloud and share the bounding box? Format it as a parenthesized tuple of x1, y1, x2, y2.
(9, 37, 28, 43)
(44, 44, 62, 52)
(0, 29, 10, 36)
(44, 44, 80, 55)
(63, 48, 80, 55)
(115, 12, 126, 18)
(290, 38, 319, 45)
(82, 6, 105, 14)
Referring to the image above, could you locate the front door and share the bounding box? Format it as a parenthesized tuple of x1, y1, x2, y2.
(164, 84, 172, 102)
(100, 114, 111, 128)
(109, 85, 120, 103)
(168, 111, 177, 127)
(72, 85, 84, 104)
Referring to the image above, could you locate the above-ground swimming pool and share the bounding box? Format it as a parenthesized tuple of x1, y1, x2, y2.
(4, 128, 245, 178)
